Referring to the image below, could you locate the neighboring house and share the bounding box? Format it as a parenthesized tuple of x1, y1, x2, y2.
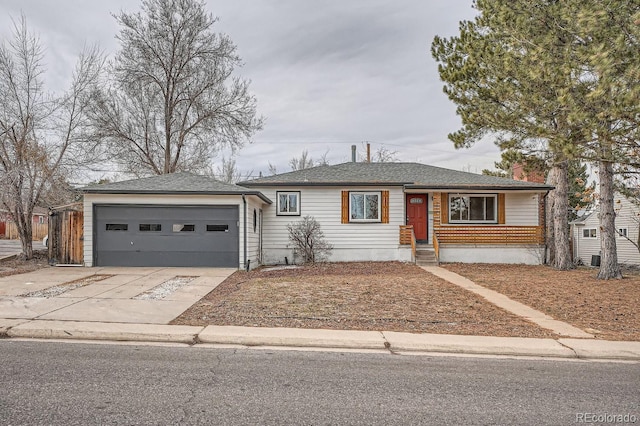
(80, 162, 552, 269)
(571, 193, 640, 266)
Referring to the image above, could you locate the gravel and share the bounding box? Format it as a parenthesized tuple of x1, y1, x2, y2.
(134, 276, 197, 300)
(21, 275, 112, 298)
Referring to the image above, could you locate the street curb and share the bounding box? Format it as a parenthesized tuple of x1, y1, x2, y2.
(383, 331, 577, 358)
(198, 325, 386, 349)
(558, 338, 640, 360)
(3, 321, 640, 361)
(7, 320, 204, 344)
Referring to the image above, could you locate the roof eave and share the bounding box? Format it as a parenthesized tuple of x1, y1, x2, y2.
(82, 189, 273, 204)
(241, 182, 554, 191)
(240, 181, 408, 187)
(404, 184, 554, 191)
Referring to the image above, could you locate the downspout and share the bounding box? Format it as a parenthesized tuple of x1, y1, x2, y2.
(242, 194, 248, 271)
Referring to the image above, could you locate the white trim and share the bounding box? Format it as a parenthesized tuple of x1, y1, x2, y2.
(448, 193, 498, 224)
(349, 191, 381, 222)
(276, 191, 300, 216)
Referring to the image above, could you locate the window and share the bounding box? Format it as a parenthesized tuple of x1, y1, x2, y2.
(173, 224, 195, 232)
(139, 224, 161, 232)
(38, 216, 45, 224)
(449, 195, 497, 223)
(617, 228, 628, 238)
(582, 228, 597, 238)
(277, 192, 300, 216)
(253, 209, 257, 232)
(350, 192, 380, 222)
(106, 224, 128, 231)
(207, 224, 229, 232)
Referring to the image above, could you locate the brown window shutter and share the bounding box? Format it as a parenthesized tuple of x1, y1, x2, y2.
(498, 193, 506, 224)
(341, 191, 349, 223)
(381, 190, 390, 223)
(440, 193, 448, 224)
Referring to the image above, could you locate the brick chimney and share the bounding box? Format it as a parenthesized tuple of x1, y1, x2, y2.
(512, 163, 545, 183)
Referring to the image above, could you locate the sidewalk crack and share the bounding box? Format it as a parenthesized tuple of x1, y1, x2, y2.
(556, 340, 580, 359)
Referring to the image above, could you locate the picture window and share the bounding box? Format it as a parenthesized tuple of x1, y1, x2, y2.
(449, 195, 497, 223)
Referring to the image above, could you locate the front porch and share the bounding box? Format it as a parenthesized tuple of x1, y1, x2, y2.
(399, 190, 546, 265)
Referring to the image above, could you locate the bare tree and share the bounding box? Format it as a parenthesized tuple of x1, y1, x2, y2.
(289, 149, 315, 171)
(267, 162, 278, 176)
(89, 0, 263, 176)
(0, 17, 102, 259)
(357, 143, 398, 163)
(316, 149, 331, 166)
(211, 157, 251, 184)
(287, 216, 333, 264)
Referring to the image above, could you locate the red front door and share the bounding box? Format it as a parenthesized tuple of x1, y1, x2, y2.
(406, 194, 428, 241)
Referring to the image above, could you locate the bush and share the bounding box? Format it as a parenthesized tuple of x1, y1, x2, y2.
(287, 216, 333, 264)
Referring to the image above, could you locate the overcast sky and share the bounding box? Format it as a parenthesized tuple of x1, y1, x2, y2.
(0, 0, 502, 181)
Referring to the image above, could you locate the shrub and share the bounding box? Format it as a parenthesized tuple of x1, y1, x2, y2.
(286, 216, 333, 264)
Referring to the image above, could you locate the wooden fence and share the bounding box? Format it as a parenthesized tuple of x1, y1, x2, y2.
(48, 209, 84, 265)
(434, 225, 545, 245)
(3, 222, 49, 240)
(399, 225, 416, 261)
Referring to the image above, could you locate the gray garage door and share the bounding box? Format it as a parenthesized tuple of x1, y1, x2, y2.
(94, 205, 239, 267)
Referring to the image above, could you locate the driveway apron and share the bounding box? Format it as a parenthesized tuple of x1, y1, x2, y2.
(0, 267, 234, 324)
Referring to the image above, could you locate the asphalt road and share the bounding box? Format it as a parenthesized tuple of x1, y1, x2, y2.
(1, 341, 638, 425)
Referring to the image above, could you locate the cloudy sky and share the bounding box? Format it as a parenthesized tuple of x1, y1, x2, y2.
(0, 0, 501, 181)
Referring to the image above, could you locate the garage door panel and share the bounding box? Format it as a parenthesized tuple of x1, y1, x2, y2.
(97, 250, 239, 268)
(95, 205, 239, 267)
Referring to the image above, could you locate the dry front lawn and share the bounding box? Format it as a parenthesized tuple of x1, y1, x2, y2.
(443, 263, 640, 341)
(173, 262, 556, 338)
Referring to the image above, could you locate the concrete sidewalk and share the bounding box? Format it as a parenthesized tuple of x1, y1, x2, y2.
(3, 320, 640, 361)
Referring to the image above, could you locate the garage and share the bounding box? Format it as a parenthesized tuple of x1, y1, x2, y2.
(94, 205, 239, 267)
(82, 173, 271, 269)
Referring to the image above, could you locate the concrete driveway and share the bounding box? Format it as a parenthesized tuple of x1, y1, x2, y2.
(0, 267, 235, 324)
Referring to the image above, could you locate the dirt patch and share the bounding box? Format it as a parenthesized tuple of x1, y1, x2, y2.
(443, 263, 640, 341)
(172, 262, 556, 338)
(0, 250, 50, 278)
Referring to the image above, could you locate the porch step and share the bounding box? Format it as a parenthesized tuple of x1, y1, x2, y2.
(415, 248, 438, 266)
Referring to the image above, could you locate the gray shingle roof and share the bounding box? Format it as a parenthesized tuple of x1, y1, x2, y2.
(81, 172, 272, 203)
(240, 162, 553, 190)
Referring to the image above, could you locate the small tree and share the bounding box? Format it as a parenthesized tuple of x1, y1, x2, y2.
(287, 216, 332, 264)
